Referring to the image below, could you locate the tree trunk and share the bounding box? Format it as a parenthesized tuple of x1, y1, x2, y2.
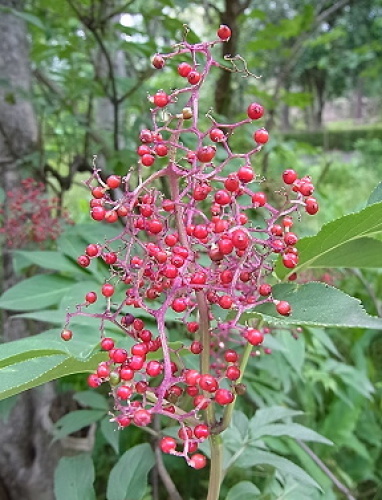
(0, 3, 67, 499)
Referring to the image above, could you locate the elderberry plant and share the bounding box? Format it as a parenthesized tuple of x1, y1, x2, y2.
(62, 24, 318, 496)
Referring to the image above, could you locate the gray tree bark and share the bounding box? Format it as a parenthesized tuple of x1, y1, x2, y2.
(0, 2, 68, 499)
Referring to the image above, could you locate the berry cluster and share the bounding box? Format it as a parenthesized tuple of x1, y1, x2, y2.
(0, 178, 70, 248)
(63, 25, 318, 468)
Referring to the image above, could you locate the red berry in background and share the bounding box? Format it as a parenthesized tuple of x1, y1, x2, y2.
(160, 436, 177, 453)
(60, 329, 73, 341)
(153, 91, 170, 108)
(197, 145, 216, 163)
(101, 283, 115, 297)
(217, 24, 231, 40)
(254, 128, 269, 144)
(245, 328, 264, 345)
(215, 388, 234, 405)
(247, 102, 264, 120)
(305, 197, 319, 215)
(252, 191, 267, 207)
(85, 291, 97, 303)
(178, 62, 192, 77)
(188, 70, 201, 85)
(152, 54, 165, 69)
(276, 300, 292, 316)
(283, 169, 297, 184)
(237, 165, 254, 183)
(106, 175, 121, 189)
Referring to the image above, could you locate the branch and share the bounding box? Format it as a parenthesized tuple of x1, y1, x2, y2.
(297, 440, 357, 500)
(100, 0, 136, 24)
(33, 68, 112, 156)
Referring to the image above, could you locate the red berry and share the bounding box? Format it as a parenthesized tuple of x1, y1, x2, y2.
(160, 436, 177, 453)
(172, 297, 188, 313)
(77, 255, 90, 267)
(245, 328, 264, 345)
(101, 337, 114, 351)
(305, 197, 319, 215)
(178, 426, 192, 440)
(133, 409, 152, 427)
(214, 190, 231, 205)
(178, 62, 192, 77)
(247, 102, 264, 120)
(284, 232, 298, 246)
(101, 283, 115, 297)
(226, 365, 240, 380)
(231, 229, 250, 250)
(140, 129, 154, 143)
(153, 91, 170, 108)
(197, 146, 216, 163)
(185, 369, 201, 386)
(217, 25, 231, 40)
(218, 238, 234, 255)
(137, 144, 151, 156)
(194, 424, 210, 439)
(190, 341, 203, 354)
(87, 374, 101, 388)
(152, 54, 165, 69)
(85, 291, 97, 303)
(141, 154, 155, 167)
(60, 329, 72, 341)
(218, 295, 233, 309)
(276, 300, 291, 316)
(199, 374, 218, 392)
(209, 128, 225, 142)
(224, 349, 238, 363)
(282, 169, 297, 184)
(258, 283, 272, 296)
(106, 175, 121, 189)
(85, 243, 99, 257)
(146, 360, 163, 377)
(116, 385, 133, 400)
(215, 388, 234, 405)
(188, 70, 201, 85)
(92, 186, 105, 199)
(252, 192, 267, 207)
(254, 128, 269, 144)
(147, 219, 163, 234)
(283, 253, 298, 268)
(154, 143, 168, 157)
(237, 165, 254, 183)
(224, 175, 240, 192)
(187, 322, 199, 333)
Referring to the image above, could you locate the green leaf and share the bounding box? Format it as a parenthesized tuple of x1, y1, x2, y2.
(249, 423, 332, 445)
(235, 449, 320, 489)
(101, 417, 120, 454)
(54, 409, 105, 440)
(245, 282, 382, 329)
(106, 443, 155, 500)
(74, 391, 109, 411)
(0, 275, 74, 311)
(54, 454, 96, 500)
(249, 406, 304, 428)
(226, 481, 260, 500)
(367, 181, 382, 205)
(0, 330, 107, 400)
(276, 202, 382, 279)
(13, 250, 79, 273)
